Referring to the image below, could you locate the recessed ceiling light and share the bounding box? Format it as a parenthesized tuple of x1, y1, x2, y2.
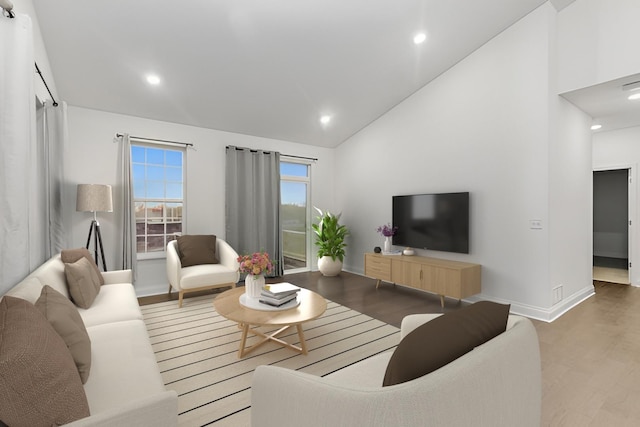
(320, 115, 331, 125)
(146, 74, 161, 85)
(628, 93, 640, 101)
(591, 124, 602, 130)
(413, 32, 427, 45)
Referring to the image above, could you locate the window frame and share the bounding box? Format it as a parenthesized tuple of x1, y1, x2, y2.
(130, 139, 186, 260)
(280, 158, 312, 273)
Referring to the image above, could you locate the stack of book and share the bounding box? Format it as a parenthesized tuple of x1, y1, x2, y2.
(259, 282, 300, 307)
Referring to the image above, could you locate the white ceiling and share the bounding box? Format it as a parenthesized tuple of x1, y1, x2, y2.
(561, 73, 640, 133)
(32, 0, 584, 148)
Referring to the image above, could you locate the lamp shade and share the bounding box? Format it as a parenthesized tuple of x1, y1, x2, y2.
(76, 184, 113, 212)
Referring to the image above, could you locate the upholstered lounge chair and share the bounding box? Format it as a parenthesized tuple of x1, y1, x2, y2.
(166, 237, 240, 307)
(252, 312, 541, 427)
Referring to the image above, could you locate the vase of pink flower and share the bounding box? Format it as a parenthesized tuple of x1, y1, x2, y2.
(376, 223, 398, 252)
(238, 251, 274, 298)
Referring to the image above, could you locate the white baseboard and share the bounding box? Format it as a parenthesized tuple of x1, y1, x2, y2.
(134, 283, 169, 298)
(464, 285, 595, 322)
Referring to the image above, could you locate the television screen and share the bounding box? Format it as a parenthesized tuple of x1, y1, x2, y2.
(392, 192, 469, 254)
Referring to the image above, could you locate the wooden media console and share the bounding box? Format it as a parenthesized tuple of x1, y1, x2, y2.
(364, 253, 481, 307)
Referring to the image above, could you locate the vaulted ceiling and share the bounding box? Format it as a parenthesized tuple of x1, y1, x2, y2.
(34, 0, 584, 148)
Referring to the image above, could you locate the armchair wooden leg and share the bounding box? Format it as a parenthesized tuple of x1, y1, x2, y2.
(167, 283, 172, 296)
(178, 291, 184, 308)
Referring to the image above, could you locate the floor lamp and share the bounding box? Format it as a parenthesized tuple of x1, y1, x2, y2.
(76, 184, 113, 272)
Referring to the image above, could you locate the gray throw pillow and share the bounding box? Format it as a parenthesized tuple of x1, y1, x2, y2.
(177, 235, 219, 267)
(36, 285, 92, 384)
(61, 247, 104, 286)
(64, 256, 101, 309)
(0, 296, 90, 426)
(383, 301, 510, 386)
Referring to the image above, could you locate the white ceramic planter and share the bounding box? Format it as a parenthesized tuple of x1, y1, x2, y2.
(245, 274, 265, 298)
(384, 236, 392, 252)
(318, 256, 343, 277)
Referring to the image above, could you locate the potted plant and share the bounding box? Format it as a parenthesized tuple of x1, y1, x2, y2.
(312, 207, 349, 276)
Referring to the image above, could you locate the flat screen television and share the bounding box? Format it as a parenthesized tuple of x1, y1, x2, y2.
(392, 192, 470, 254)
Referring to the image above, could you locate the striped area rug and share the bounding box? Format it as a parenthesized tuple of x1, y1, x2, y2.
(141, 294, 400, 427)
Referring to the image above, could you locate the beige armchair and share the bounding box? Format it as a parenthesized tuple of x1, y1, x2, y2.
(251, 314, 541, 426)
(166, 238, 240, 307)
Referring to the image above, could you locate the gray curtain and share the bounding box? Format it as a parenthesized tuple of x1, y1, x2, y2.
(0, 13, 37, 293)
(225, 146, 283, 277)
(42, 101, 68, 257)
(116, 133, 137, 280)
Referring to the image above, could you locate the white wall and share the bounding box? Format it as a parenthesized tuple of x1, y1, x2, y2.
(548, 96, 593, 315)
(593, 126, 640, 285)
(547, 1, 594, 316)
(65, 106, 336, 296)
(557, 0, 640, 93)
(336, 3, 593, 319)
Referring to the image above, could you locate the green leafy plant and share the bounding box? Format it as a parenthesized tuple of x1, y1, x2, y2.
(312, 207, 349, 262)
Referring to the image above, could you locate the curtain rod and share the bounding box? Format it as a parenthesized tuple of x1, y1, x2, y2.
(1, 0, 14, 18)
(35, 62, 58, 107)
(115, 133, 194, 148)
(225, 145, 317, 162)
(2, 4, 58, 107)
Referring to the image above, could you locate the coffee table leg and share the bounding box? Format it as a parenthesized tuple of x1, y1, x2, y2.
(296, 324, 308, 355)
(238, 324, 250, 358)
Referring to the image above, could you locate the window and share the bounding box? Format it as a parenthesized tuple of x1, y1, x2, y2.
(131, 143, 184, 258)
(280, 160, 311, 272)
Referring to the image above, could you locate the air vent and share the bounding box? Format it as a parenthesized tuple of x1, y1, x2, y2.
(622, 81, 640, 92)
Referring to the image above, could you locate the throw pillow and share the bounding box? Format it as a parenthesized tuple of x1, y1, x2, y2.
(61, 247, 104, 286)
(0, 296, 90, 426)
(382, 301, 510, 387)
(177, 235, 219, 267)
(35, 285, 92, 384)
(64, 256, 101, 309)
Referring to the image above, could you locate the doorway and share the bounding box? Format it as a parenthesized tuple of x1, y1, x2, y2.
(593, 168, 631, 284)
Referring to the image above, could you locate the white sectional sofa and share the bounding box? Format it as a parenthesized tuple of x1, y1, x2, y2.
(2, 254, 177, 426)
(252, 313, 541, 427)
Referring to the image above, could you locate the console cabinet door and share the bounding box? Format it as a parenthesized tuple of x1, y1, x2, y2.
(432, 267, 456, 296)
(403, 262, 423, 289)
(391, 259, 405, 284)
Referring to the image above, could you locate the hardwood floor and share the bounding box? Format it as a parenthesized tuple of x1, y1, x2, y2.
(536, 281, 640, 426)
(139, 273, 640, 426)
(139, 271, 464, 327)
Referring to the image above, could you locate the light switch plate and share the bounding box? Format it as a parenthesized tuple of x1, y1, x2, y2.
(529, 219, 542, 229)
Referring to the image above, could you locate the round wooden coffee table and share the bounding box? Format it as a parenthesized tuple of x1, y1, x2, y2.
(213, 287, 327, 358)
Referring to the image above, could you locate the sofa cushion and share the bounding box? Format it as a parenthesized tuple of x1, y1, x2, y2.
(31, 254, 70, 299)
(177, 235, 219, 267)
(62, 247, 105, 286)
(382, 301, 510, 386)
(3, 276, 44, 304)
(325, 351, 393, 388)
(65, 256, 101, 309)
(0, 296, 90, 426)
(78, 283, 143, 328)
(83, 320, 167, 415)
(179, 263, 238, 290)
(35, 285, 92, 384)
